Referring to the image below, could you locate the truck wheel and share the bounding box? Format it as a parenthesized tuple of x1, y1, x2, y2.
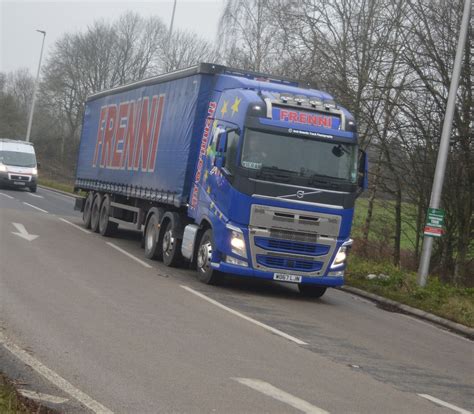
(162, 220, 182, 267)
(83, 192, 94, 229)
(298, 285, 327, 298)
(90, 193, 102, 233)
(99, 195, 118, 236)
(144, 213, 162, 260)
(196, 229, 220, 285)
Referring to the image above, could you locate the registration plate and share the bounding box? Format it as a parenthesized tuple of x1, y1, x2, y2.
(13, 181, 26, 186)
(273, 273, 302, 283)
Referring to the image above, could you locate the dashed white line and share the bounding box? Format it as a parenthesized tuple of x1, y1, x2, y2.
(181, 285, 308, 345)
(0, 192, 14, 199)
(28, 193, 44, 198)
(418, 394, 471, 414)
(23, 202, 48, 213)
(106, 242, 152, 268)
(18, 389, 69, 404)
(0, 332, 114, 414)
(58, 217, 91, 234)
(233, 378, 329, 414)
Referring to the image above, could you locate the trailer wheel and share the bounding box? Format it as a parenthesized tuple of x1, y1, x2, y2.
(298, 285, 327, 298)
(196, 229, 220, 285)
(162, 220, 183, 267)
(83, 192, 94, 229)
(144, 213, 162, 260)
(90, 193, 102, 233)
(99, 195, 118, 236)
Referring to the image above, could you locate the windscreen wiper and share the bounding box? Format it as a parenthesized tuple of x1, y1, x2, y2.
(257, 166, 297, 180)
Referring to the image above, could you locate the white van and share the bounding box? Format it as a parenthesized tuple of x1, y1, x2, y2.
(0, 139, 38, 192)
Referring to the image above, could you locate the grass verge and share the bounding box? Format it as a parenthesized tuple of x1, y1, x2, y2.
(345, 256, 474, 327)
(38, 178, 75, 194)
(0, 374, 29, 413)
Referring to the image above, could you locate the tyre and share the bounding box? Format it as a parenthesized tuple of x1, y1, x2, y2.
(30, 185, 37, 193)
(162, 220, 183, 267)
(298, 285, 327, 298)
(90, 193, 102, 233)
(99, 195, 118, 236)
(196, 229, 220, 285)
(82, 192, 94, 229)
(144, 213, 162, 260)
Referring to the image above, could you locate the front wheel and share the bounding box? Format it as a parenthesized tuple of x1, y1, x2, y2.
(30, 185, 37, 193)
(196, 229, 220, 285)
(298, 285, 327, 298)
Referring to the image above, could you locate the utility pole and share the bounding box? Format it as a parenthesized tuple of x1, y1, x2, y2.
(168, 0, 177, 41)
(417, 0, 471, 287)
(26, 30, 46, 143)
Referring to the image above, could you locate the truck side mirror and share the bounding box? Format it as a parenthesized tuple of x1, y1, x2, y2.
(37, 161, 41, 169)
(216, 131, 228, 153)
(358, 150, 368, 190)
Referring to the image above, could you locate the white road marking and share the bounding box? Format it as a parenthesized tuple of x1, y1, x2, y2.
(11, 222, 39, 241)
(28, 193, 44, 198)
(418, 394, 471, 414)
(23, 202, 48, 213)
(59, 217, 91, 234)
(106, 242, 152, 268)
(18, 389, 69, 404)
(0, 332, 114, 414)
(0, 192, 14, 199)
(181, 286, 308, 345)
(233, 378, 329, 414)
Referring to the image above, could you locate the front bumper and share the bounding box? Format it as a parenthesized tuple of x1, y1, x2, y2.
(214, 262, 344, 287)
(0, 171, 36, 188)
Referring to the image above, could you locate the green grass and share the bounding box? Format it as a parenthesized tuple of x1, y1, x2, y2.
(0, 375, 29, 413)
(352, 197, 419, 252)
(345, 256, 474, 327)
(38, 177, 75, 194)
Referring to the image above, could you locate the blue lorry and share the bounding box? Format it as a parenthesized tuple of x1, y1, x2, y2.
(75, 63, 367, 297)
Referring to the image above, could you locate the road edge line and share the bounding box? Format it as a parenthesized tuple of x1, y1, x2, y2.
(339, 286, 474, 340)
(180, 285, 308, 345)
(0, 332, 114, 414)
(106, 242, 152, 268)
(417, 394, 471, 414)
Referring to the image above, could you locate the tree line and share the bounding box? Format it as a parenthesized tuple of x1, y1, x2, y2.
(0, 1, 471, 284)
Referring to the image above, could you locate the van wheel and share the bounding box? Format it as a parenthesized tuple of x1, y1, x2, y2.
(30, 185, 37, 193)
(90, 193, 102, 233)
(196, 229, 220, 285)
(82, 192, 94, 229)
(144, 213, 162, 260)
(162, 220, 182, 267)
(99, 195, 117, 236)
(298, 285, 327, 298)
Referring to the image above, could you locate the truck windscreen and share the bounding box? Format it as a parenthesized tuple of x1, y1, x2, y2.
(0, 151, 36, 167)
(241, 129, 358, 184)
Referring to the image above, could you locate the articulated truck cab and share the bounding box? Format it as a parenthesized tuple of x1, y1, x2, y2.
(75, 63, 367, 298)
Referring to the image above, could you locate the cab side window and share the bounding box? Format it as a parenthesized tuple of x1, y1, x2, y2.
(224, 130, 239, 175)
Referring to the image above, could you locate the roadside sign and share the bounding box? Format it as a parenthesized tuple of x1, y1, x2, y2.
(423, 208, 445, 237)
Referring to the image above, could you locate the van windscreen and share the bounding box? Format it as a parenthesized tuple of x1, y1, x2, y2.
(0, 151, 36, 167)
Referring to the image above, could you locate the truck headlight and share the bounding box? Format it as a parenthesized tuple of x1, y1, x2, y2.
(331, 239, 352, 269)
(227, 224, 247, 259)
(0, 164, 7, 172)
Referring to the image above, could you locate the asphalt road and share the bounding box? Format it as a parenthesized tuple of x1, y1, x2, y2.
(0, 186, 472, 414)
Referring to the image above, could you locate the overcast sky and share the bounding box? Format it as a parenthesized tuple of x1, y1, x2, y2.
(0, 0, 224, 75)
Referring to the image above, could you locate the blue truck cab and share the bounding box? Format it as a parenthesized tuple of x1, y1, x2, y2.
(75, 63, 367, 297)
